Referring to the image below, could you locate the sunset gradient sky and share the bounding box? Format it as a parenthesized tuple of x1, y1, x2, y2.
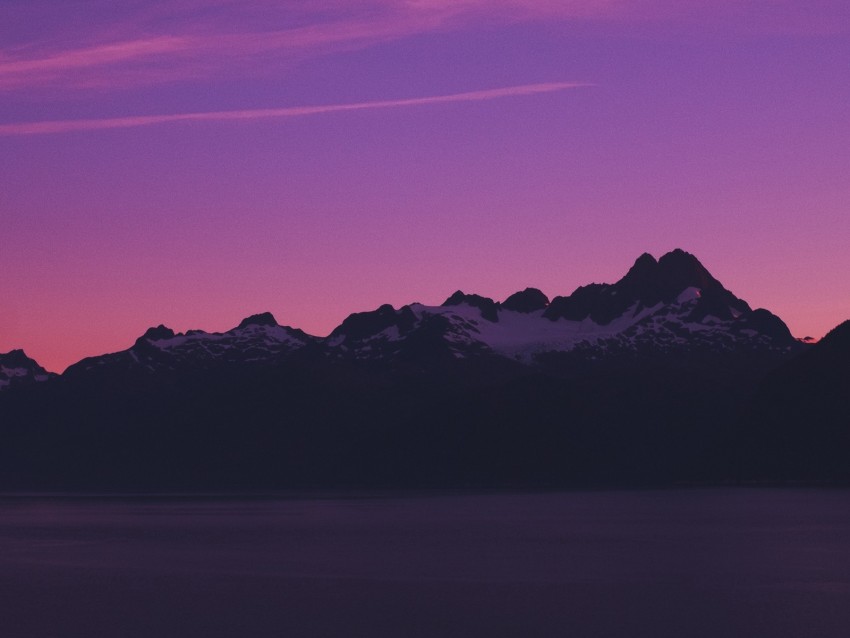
(2, 0, 849, 372)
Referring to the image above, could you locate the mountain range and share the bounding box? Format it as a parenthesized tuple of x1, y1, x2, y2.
(1, 249, 846, 490)
(11, 248, 798, 381)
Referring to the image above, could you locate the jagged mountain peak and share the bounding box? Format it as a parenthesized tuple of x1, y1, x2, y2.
(624, 252, 658, 278)
(616, 249, 718, 303)
(442, 290, 496, 307)
(139, 325, 176, 342)
(0, 349, 54, 390)
(442, 291, 499, 322)
(502, 288, 549, 313)
(1, 348, 34, 366)
(656, 249, 717, 291)
(331, 304, 418, 342)
(659, 247, 701, 265)
(542, 249, 752, 326)
(442, 290, 466, 305)
(237, 312, 279, 329)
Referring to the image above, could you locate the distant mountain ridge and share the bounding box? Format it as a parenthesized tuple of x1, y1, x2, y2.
(15, 249, 798, 384)
(63, 312, 316, 380)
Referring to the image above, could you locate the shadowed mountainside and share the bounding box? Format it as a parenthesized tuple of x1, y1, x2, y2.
(736, 320, 850, 482)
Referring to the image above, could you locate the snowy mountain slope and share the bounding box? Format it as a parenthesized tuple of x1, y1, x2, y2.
(64, 312, 316, 377)
(328, 250, 797, 363)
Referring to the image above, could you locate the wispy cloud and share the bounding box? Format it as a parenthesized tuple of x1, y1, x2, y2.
(0, 1, 619, 92)
(0, 37, 193, 89)
(0, 12, 442, 91)
(2, 1, 845, 93)
(0, 37, 192, 76)
(0, 82, 588, 136)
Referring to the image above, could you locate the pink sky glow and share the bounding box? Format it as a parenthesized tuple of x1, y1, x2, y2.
(1, 0, 849, 372)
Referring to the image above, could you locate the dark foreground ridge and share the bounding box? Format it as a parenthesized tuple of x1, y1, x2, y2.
(1, 249, 846, 490)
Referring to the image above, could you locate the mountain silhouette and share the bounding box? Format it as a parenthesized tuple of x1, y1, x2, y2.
(0, 249, 843, 491)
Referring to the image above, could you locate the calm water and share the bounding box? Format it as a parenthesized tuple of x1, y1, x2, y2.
(1, 489, 850, 637)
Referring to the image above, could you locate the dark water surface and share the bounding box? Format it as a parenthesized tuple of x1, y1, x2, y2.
(2, 489, 850, 637)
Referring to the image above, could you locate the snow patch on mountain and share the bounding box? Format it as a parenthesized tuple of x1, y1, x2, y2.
(409, 301, 667, 361)
(677, 287, 702, 303)
(149, 323, 307, 352)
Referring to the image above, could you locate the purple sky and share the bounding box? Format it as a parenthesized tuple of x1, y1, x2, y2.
(2, 0, 849, 372)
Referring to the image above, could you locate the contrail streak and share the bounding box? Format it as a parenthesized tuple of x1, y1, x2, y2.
(0, 82, 589, 136)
